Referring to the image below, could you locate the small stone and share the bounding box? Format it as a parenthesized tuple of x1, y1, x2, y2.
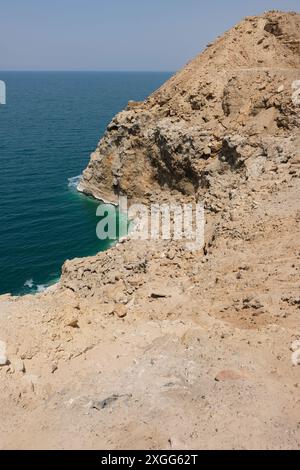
(251, 299, 264, 310)
(239, 264, 250, 271)
(91, 394, 120, 410)
(167, 248, 176, 260)
(66, 319, 79, 328)
(51, 363, 58, 374)
(114, 304, 127, 318)
(15, 360, 25, 373)
(0, 341, 8, 366)
(203, 146, 212, 156)
(291, 340, 300, 352)
(115, 293, 128, 305)
(101, 303, 115, 315)
(215, 370, 245, 382)
(243, 297, 263, 310)
(151, 290, 170, 299)
(0, 354, 8, 366)
(292, 351, 300, 366)
(290, 155, 300, 165)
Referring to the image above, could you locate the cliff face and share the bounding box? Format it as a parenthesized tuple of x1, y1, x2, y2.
(78, 11, 300, 204)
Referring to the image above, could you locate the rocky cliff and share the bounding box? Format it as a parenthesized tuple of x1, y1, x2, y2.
(0, 11, 299, 450)
(79, 11, 300, 204)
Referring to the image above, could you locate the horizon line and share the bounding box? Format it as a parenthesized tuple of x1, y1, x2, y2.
(0, 69, 176, 73)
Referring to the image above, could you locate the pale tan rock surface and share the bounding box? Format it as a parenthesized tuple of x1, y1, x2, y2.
(0, 11, 299, 450)
(78, 11, 300, 204)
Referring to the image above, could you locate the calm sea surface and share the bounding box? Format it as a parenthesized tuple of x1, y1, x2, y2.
(0, 72, 171, 294)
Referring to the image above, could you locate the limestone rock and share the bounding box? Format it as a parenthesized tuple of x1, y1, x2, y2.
(78, 11, 300, 205)
(0, 340, 8, 366)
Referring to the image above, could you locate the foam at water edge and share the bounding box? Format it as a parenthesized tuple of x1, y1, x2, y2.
(68, 175, 82, 189)
(36, 284, 47, 293)
(23, 278, 59, 295)
(24, 279, 34, 289)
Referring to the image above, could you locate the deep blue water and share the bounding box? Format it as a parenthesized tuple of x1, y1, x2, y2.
(0, 72, 171, 295)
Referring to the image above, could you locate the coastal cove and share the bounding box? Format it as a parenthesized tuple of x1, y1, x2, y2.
(0, 71, 171, 295)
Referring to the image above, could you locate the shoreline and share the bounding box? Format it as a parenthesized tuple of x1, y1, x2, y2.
(2, 179, 124, 299)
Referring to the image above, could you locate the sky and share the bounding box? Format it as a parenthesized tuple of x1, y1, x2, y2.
(0, 0, 299, 71)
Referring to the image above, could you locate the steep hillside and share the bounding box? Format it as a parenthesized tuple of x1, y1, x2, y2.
(78, 11, 300, 203)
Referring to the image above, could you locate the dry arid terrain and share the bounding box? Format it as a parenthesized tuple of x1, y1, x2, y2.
(0, 11, 300, 450)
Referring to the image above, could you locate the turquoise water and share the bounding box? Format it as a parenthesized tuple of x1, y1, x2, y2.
(0, 72, 171, 295)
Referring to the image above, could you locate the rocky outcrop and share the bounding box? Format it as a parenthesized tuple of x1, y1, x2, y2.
(79, 11, 300, 204)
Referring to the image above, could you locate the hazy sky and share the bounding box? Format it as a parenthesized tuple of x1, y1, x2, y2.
(0, 0, 299, 71)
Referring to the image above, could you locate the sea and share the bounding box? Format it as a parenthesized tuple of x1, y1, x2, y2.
(0, 71, 171, 295)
